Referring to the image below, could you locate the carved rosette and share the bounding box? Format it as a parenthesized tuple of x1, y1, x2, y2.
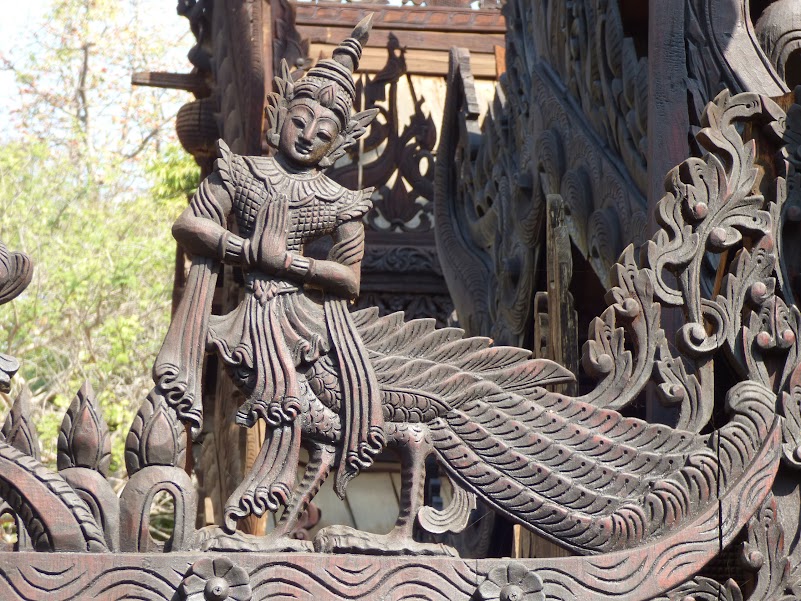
(180, 557, 252, 601)
(475, 562, 545, 601)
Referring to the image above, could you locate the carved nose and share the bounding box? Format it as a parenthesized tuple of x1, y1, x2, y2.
(299, 128, 314, 143)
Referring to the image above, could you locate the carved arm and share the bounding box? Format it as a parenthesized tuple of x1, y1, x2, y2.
(171, 173, 245, 262)
(294, 220, 363, 300)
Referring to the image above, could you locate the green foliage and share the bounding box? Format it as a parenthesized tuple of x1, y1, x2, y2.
(0, 140, 196, 472)
(0, 0, 197, 475)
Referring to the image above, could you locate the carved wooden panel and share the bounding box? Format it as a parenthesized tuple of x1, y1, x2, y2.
(7, 4, 798, 601)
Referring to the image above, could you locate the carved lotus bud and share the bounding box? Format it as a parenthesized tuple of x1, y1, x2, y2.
(476, 562, 545, 601)
(125, 390, 186, 475)
(180, 557, 251, 601)
(1, 387, 40, 460)
(57, 381, 111, 475)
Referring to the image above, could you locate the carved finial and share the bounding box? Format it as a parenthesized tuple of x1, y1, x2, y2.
(0, 239, 32, 306)
(125, 390, 187, 476)
(351, 13, 373, 46)
(1, 387, 40, 461)
(331, 13, 372, 73)
(57, 381, 111, 476)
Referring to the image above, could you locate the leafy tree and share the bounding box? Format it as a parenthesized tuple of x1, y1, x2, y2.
(0, 0, 198, 476)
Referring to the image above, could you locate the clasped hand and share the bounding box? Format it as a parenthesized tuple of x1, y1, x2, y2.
(248, 195, 293, 274)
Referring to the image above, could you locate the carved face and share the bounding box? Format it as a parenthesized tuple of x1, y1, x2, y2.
(279, 99, 341, 168)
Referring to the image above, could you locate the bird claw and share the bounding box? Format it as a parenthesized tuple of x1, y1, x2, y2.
(313, 525, 458, 557)
(194, 526, 313, 552)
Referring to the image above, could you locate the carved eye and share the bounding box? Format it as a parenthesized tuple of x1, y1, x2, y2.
(292, 116, 306, 128)
(318, 130, 333, 142)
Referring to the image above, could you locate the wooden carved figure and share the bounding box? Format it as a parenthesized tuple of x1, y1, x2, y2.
(145, 15, 784, 570)
(0, 10, 796, 600)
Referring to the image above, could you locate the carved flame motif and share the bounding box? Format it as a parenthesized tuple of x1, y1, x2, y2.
(1, 388, 40, 460)
(125, 390, 187, 475)
(57, 381, 111, 476)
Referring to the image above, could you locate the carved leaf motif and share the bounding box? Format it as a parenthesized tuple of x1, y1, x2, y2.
(780, 351, 801, 467)
(647, 92, 772, 349)
(1, 387, 40, 461)
(654, 338, 705, 432)
(738, 494, 801, 600)
(417, 478, 475, 535)
(57, 381, 111, 476)
(125, 390, 186, 476)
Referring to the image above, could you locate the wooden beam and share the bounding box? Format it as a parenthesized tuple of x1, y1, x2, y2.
(131, 71, 209, 96)
(293, 3, 505, 34)
(647, 0, 687, 425)
(310, 43, 499, 78)
(299, 24, 504, 55)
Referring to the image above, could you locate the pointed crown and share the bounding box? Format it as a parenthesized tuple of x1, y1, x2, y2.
(264, 14, 378, 167)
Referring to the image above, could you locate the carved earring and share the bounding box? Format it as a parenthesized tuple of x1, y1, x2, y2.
(319, 135, 346, 168)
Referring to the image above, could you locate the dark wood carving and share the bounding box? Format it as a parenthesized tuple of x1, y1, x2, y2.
(3, 8, 801, 601)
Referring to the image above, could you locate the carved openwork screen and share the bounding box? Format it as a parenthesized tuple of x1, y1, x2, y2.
(292, 2, 503, 327)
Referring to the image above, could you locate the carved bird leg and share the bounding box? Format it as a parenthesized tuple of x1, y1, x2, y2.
(274, 441, 336, 536)
(195, 441, 336, 552)
(313, 424, 457, 556)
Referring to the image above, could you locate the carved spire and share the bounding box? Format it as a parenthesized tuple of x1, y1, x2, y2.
(1, 387, 40, 461)
(57, 381, 111, 476)
(125, 390, 187, 476)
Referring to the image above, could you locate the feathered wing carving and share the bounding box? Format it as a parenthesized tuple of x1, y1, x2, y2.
(352, 308, 775, 555)
(327, 89, 790, 561)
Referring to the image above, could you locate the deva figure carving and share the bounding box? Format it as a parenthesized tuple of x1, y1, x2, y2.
(151, 16, 781, 560)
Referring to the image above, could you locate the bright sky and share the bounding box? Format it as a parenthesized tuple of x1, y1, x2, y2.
(0, 0, 190, 126)
(0, 2, 43, 120)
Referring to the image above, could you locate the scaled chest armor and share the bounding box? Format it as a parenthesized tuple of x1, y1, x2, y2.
(221, 149, 373, 253)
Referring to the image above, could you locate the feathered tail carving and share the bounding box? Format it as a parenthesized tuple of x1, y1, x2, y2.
(352, 308, 777, 555)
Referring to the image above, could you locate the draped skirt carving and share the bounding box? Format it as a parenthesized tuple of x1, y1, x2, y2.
(207, 284, 329, 426)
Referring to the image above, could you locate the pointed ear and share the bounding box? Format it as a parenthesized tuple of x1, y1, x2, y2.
(274, 59, 294, 99)
(280, 58, 292, 82)
(346, 108, 379, 142)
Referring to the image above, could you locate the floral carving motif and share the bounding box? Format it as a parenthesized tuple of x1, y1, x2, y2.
(179, 557, 252, 601)
(475, 562, 544, 601)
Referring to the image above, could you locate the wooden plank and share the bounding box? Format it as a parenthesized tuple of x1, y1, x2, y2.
(299, 24, 504, 55)
(494, 44, 506, 78)
(131, 71, 210, 96)
(294, 3, 506, 34)
(310, 43, 498, 78)
(646, 0, 688, 425)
